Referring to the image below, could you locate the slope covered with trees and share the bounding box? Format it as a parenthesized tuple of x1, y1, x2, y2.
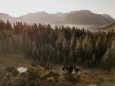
(0, 20, 114, 68)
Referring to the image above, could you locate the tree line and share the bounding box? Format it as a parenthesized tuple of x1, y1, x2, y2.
(0, 20, 115, 68)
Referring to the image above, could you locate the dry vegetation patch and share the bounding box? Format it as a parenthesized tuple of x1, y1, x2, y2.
(0, 54, 115, 86)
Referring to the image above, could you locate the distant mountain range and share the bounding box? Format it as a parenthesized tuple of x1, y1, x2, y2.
(0, 10, 114, 25)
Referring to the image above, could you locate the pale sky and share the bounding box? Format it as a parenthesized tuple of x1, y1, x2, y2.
(0, 0, 115, 18)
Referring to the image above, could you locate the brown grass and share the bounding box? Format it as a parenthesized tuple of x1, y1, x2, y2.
(0, 54, 115, 86)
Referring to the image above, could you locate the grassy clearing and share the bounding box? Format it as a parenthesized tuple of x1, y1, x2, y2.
(0, 54, 115, 86)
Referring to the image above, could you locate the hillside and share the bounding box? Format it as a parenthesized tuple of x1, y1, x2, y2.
(98, 22, 115, 30)
(0, 10, 114, 25)
(63, 10, 115, 25)
(17, 12, 61, 24)
(0, 13, 15, 22)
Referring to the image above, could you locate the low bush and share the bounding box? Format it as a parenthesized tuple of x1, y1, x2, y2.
(64, 74, 80, 83)
(11, 69, 19, 76)
(44, 71, 60, 78)
(27, 68, 40, 80)
(5, 66, 15, 72)
(30, 62, 37, 67)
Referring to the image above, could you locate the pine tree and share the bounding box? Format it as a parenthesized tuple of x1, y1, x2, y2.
(95, 36, 103, 61)
(6, 20, 12, 30)
(82, 35, 93, 60)
(70, 33, 76, 49)
(62, 39, 70, 56)
(101, 47, 115, 70)
(75, 38, 83, 64)
(55, 38, 62, 52)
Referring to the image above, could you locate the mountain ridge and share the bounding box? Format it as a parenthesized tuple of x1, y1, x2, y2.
(0, 10, 114, 25)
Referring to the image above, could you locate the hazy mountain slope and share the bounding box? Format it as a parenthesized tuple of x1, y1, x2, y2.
(102, 14, 115, 22)
(17, 12, 61, 24)
(0, 10, 114, 25)
(63, 10, 115, 25)
(98, 22, 115, 30)
(0, 13, 15, 23)
(54, 12, 70, 17)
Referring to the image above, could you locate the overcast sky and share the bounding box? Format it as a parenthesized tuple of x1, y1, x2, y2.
(0, 0, 115, 18)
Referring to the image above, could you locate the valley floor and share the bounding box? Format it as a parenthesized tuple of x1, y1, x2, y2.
(0, 54, 115, 86)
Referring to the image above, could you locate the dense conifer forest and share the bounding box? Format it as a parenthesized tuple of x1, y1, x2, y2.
(0, 20, 115, 68)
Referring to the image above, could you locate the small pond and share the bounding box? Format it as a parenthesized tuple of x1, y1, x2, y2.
(17, 67, 27, 73)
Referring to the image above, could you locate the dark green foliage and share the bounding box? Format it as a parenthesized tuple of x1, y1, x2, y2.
(101, 39, 115, 70)
(101, 48, 115, 70)
(0, 20, 114, 67)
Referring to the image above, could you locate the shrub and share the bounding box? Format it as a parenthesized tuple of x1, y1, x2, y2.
(44, 71, 60, 78)
(19, 72, 28, 78)
(41, 71, 59, 82)
(5, 66, 15, 72)
(11, 69, 19, 76)
(64, 74, 80, 83)
(30, 62, 37, 67)
(53, 76, 59, 83)
(27, 68, 40, 80)
(101, 49, 115, 70)
(43, 64, 53, 70)
(15, 78, 27, 86)
(6, 73, 11, 79)
(26, 81, 36, 86)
